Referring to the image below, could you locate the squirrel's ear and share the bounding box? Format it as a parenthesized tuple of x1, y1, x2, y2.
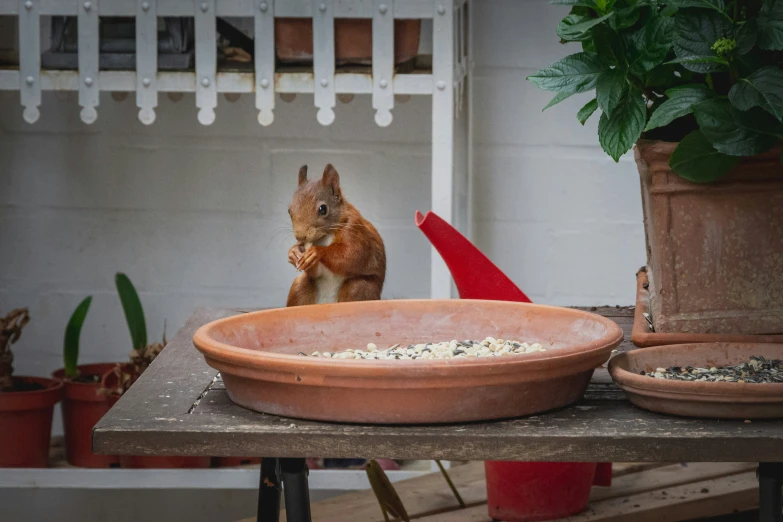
(322, 164, 341, 197)
(298, 165, 308, 186)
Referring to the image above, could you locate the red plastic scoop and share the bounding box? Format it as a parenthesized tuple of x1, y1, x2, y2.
(415, 209, 613, 502)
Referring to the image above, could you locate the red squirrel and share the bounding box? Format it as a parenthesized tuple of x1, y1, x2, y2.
(286, 164, 386, 306)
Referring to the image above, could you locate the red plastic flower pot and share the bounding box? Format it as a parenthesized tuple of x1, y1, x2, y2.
(119, 455, 212, 469)
(0, 377, 63, 468)
(485, 461, 597, 521)
(52, 363, 121, 468)
(213, 457, 262, 467)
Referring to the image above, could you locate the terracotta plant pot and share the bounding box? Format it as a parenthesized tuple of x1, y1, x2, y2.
(193, 300, 623, 424)
(609, 342, 783, 419)
(275, 19, 421, 65)
(632, 268, 783, 347)
(52, 363, 120, 468)
(0, 377, 63, 468)
(636, 140, 783, 336)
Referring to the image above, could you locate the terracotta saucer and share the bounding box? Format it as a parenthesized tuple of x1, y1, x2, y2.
(192, 299, 623, 424)
(609, 343, 783, 419)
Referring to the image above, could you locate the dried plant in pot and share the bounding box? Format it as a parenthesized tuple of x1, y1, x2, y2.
(98, 273, 209, 469)
(51, 297, 121, 467)
(0, 308, 63, 468)
(528, 0, 783, 339)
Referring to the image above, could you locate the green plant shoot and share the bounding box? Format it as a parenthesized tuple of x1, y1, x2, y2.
(115, 273, 147, 351)
(64, 296, 92, 379)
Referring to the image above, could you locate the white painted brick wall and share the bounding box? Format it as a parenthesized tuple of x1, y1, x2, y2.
(0, 1, 645, 402)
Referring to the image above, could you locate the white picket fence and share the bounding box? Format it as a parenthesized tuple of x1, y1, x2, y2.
(0, 0, 472, 299)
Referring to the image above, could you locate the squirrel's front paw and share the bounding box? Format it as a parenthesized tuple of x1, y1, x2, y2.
(296, 247, 321, 272)
(288, 244, 304, 268)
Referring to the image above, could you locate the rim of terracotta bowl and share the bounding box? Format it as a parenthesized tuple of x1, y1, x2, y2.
(193, 299, 624, 387)
(609, 343, 783, 403)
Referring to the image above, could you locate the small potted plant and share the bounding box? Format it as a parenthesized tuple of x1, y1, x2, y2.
(528, 0, 783, 338)
(100, 273, 210, 469)
(51, 297, 121, 468)
(0, 308, 63, 468)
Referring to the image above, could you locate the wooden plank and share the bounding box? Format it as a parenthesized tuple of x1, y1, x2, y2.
(611, 463, 671, 478)
(418, 472, 765, 522)
(591, 463, 758, 502)
(278, 462, 486, 522)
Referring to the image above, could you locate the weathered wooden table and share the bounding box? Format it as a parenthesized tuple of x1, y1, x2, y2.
(94, 307, 783, 522)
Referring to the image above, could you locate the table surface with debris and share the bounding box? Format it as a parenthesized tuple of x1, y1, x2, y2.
(93, 307, 783, 463)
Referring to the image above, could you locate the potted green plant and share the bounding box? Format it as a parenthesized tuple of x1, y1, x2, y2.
(99, 273, 210, 469)
(0, 308, 63, 468)
(51, 297, 121, 468)
(528, 0, 783, 337)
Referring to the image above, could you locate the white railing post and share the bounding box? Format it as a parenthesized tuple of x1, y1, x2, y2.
(195, 0, 217, 125)
(255, 0, 275, 126)
(431, 0, 455, 299)
(372, 0, 394, 127)
(312, 0, 335, 125)
(18, 0, 40, 123)
(136, 0, 158, 125)
(78, 0, 99, 123)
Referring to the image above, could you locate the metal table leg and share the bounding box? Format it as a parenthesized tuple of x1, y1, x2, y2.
(281, 458, 312, 522)
(759, 463, 783, 522)
(257, 458, 282, 522)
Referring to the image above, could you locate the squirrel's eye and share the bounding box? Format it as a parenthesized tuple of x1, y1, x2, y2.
(318, 204, 328, 216)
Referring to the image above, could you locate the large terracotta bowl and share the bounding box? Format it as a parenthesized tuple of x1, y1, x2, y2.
(609, 343, 783, 419)
(193, 300, 623, 424)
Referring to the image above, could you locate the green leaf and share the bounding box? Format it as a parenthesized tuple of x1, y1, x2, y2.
(669, 0, 726, 13)
(694, 99, 781, 156)
(757, 0, 783, 50)
(527, 53, 609, 94)
(673, 11, 733, 72)
(666, 55, 730, 66)
(598, 88, 647, 161)
(558, 12, 615, 41)
(661, 4, 680, 16)
(578, 98, 599, 124)
(115, 272, 147, 351)
(729, 66, 783, 121)
(544, 91, 576, 110)
(592, 24, 625, 65)
(736, 20, 758, 55)
(614, 5, 641, 28)
(645, 84, 715, 131)
(628, 16, 675, 75)
(64, 296, 92, 379)
(669, 130, 741, 182)
(596, 68, 630, 116)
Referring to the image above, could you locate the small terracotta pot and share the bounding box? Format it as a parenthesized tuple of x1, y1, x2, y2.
(0, 377, 63, 468)
(119, 455, 212, 469)
(52, 363, 121, 468)
(212, 457, 262, 467)
(275, 18, 421, 65)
